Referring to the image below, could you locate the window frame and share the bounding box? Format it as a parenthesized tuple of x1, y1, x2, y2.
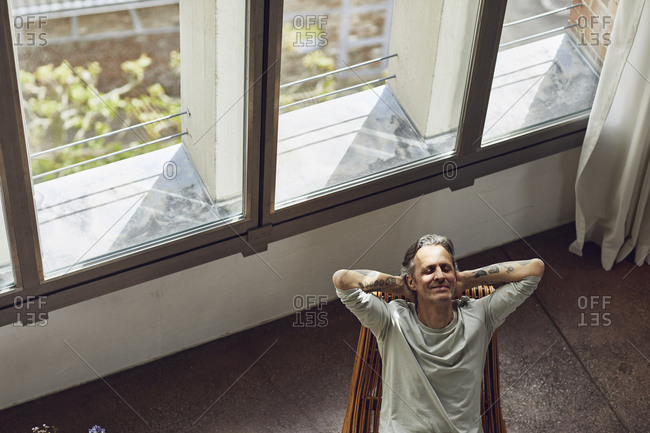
(0, 0, 265, 323)
(0, 0, 588, 326)
(261, 0, 587, 224)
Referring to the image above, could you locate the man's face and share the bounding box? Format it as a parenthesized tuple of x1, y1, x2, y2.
(406, 245, 457, 304)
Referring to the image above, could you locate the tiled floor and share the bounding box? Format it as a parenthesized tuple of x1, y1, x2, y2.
(1, 223, 648, 432)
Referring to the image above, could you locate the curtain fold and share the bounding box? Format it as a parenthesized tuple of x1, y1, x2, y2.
(570, 0, 650, 270)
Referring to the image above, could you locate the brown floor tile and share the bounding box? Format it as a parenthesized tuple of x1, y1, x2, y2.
(502, 223, 650, 433)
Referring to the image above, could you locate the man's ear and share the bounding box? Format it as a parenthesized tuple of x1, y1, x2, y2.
(405, 274, 416, 291)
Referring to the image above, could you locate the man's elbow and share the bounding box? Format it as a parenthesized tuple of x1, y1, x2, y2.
(530, 258, 545, 277)
(332, 269, 348, 289)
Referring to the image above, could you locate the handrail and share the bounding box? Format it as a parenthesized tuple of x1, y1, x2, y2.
(503, 3, 582, 28)
(11, 0, 179, 18)
(280, 54, 396, 89)
(32, 131, 186, 180)
(30, 111, 187, 158)
(279, 75, 395, 110)
(499, 24, 577, 49)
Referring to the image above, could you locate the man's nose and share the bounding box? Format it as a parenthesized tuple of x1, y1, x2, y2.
(433, 269, 445, 280)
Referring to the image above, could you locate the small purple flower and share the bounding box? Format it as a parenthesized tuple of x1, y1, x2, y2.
(88, 426, 106, 433)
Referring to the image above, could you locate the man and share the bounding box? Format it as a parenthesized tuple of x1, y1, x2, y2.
(333, 234, 544, 433)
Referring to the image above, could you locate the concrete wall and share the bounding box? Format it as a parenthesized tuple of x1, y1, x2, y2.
(0, 147, 580, 409)
(181, 0, 246, 202)
(387, 0, 479, 137)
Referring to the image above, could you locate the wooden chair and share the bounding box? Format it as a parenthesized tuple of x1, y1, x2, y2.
(341, 285, 507, 433)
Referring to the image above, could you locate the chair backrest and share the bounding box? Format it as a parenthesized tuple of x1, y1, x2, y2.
(341, 285, 507, 433)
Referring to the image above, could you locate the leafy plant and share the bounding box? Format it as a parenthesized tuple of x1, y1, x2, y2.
(20, 53, 181, 183)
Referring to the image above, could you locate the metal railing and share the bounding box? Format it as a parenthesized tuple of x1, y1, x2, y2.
(280, 54, 397, 90)
(31, 111, 187, 180)
(12, 0, 181, 44)
(12, 0, 178, 18)
(500, 3, 582, 49)
(279, 54, 396, 110)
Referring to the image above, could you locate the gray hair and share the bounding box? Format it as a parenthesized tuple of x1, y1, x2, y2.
(400, 234, 459, 280)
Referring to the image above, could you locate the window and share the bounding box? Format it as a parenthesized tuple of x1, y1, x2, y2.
(275, 0, 480, 208)
(0, 0, 616, 325)
(482, 0, 607, 144)
(8, 0, 251, 279)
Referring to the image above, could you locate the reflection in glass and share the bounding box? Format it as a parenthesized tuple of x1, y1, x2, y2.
(482, 0, 614, 144)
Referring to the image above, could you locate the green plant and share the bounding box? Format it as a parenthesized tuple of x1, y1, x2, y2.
(20, 53, 181, 183)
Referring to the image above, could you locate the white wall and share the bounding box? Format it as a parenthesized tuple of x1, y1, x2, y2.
(0, 147, 580, 409)
(387, 0, 479, 137)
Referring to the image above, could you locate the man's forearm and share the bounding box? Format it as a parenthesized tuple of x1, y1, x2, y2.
(332, 269, 406, 295)
(459, 259, 544, 288)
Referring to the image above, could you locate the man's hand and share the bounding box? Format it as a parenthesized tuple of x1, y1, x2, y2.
(332, 269, 414, 301)
(456, 258, 544, 293)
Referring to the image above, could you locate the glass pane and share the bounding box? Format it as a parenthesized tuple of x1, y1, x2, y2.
(276, 0, 480, 208)
(482, 0, 616, 145)
(0, 182, 15, 290)
(11, 1, 248, 277)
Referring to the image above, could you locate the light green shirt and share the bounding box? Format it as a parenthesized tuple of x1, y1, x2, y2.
(337, 276, 541, 433)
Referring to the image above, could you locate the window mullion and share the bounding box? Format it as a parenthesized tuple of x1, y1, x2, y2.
(0, 0, 44, 292)
(259, 0, 283, 226)
(246, 0, 265, 231)
(456, 0, 508, 157)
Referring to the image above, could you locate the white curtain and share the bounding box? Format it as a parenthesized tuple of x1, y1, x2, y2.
(570, 0, 650, 270)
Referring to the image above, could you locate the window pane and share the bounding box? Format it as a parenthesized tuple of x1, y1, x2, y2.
(482, 0, 615, 145)
(12, 0, 248, 277)
(276, 0, 480, 208)
(0, 182, 15, 290)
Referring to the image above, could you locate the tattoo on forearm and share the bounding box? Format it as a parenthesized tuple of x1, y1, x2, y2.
(474, 262, 514, 278)
(518, 260, 531, 266)
(492, 262, 514, 273)
(359, 277, 397, 291)
(356, 270, 378, 277)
